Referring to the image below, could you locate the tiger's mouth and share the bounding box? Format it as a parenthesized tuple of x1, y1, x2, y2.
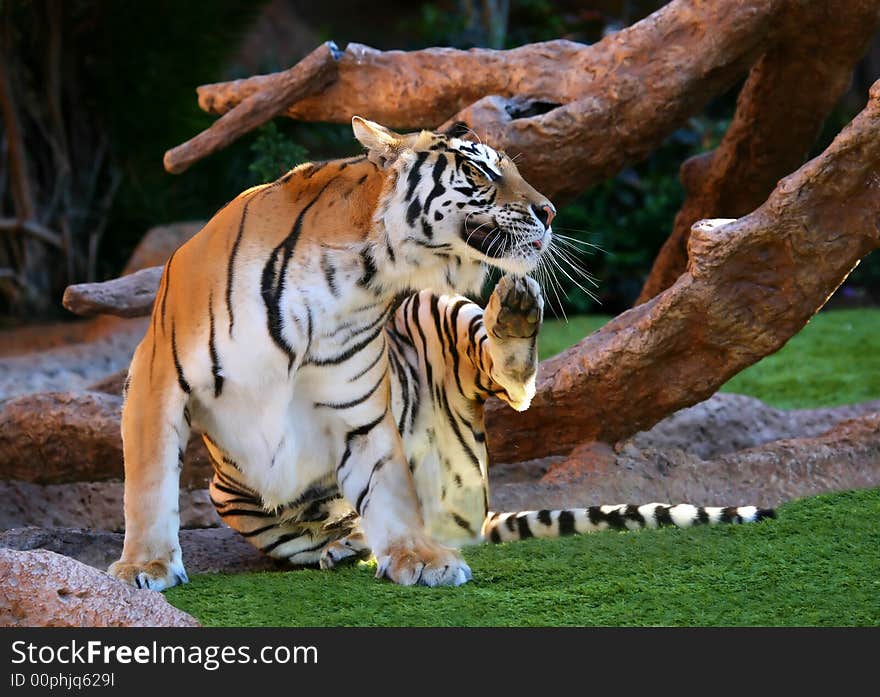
(460, 218, 545, 259)
(460, 219, 509, 258)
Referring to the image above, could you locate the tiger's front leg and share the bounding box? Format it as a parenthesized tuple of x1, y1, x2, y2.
(482, 274, 543, 411)
(335, 408, 472, 586)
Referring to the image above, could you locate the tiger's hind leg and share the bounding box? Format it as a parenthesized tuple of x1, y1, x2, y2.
(319, 531, 372, 570)
(209, 456, 362, 567)
(482, 274, 543, 411)
(108, 340, 191, 591)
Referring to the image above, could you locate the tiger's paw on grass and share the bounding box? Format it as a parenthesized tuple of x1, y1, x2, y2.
(376, 537, 472, 587)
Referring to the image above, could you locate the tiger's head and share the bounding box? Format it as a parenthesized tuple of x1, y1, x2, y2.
(352, 116, 554, 285)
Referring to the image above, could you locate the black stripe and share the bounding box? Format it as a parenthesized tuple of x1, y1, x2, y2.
(624, 504, 645, 527)
(388, 347, 411, 433)
(422, 155, 448, 216)
(385, 233, 396, 264)
(226, 192, 256, 336)
(336, 409, 388, 475)
(410, 293, 433, 394)
(405, 151, 429, 201)
(505, 515, 516, 532)
(261, 530, 308, 554)
(604, 507, 627, 530)
(452, 513, 475, 535)
(211, 481, 253, 498)
(321, 253, 339, 297)
(557, 510, 576, 536)
(696, 507, 710, 525)
(720, 506, 740, 524)
(489, 527, 501, 543)
(420, 218, 434, 239)
(208, 294, 224, 397)
(438, 389, 481, 474)
(308, 321, 386, 367)
(406, 197, 422, 226)
(349, 340, 386, 382)
(516, 515, 534, 539)
(537, 509, 552, 526)
(446, 299, 468, 397)
(261, 182, 332, 364)
(358, 247, 377, 288)
(159, 250, 176, 332)
(170, 322, 191, 394)
(239, 523, 281, 538)
(214, 506, 276, 519)
(315, 367, 388, 409)
(355, 455, 389, 515)
(655, 505, 674, 527)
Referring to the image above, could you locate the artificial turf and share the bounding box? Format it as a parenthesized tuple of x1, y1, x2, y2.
(165, 307, 880, 626)
(166, 488, 880, 626)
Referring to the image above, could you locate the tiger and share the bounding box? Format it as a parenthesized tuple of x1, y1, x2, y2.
(109, 117, 774, 591)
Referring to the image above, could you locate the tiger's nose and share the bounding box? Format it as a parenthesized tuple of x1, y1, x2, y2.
(531, 203, 556, 230)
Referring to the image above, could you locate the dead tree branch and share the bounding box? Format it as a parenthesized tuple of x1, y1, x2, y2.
(62, 266, 162, 318)
(163, 42, 340, 174)
(176, 0, 811, 203)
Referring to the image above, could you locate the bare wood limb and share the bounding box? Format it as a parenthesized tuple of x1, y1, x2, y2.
(62, 266, 161, 318)
(0, 218, 63, 248)
(188, 0, 794, 202)
(163, 42, 340, 174)
(485, 82, 880, 463)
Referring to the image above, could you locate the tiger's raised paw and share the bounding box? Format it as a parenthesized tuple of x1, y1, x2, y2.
(489, 274, 543, 340)
(320, 533, 372, 570)
(375, 537, 472, 587)
(108, 559, 189, 592)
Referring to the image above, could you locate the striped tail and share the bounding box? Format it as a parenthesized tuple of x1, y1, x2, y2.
(483, 503, 776, 543)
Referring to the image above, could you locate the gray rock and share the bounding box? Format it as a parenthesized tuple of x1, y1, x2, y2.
(0, 480, 220, 532)
(0, 548, 199, 627)
(0, 526, 278, 575)
(622, 392, 880, 459)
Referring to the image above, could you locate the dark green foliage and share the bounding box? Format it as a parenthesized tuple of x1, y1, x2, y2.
(248, 122, 309, 185)
(85, 0, 268, 276)
(166, 488, 880, 626)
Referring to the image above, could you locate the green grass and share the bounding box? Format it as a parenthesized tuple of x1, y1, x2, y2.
(540, 308, 880, 408)
(166, 308, 880, 626)
(166, 489, 880, 626)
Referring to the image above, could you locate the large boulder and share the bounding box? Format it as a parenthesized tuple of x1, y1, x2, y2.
(0, 548, 199, 627)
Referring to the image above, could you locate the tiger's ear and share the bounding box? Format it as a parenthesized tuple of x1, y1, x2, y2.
(352, 116, 403, 168)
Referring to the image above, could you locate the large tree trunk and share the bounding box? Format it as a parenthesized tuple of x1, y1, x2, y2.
(59, 0, 880, 470)
(636, 0, 880, 304)
(486, 83, 880, 463)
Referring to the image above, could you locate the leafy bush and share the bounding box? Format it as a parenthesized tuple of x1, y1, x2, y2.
(248, 123, 310, 184)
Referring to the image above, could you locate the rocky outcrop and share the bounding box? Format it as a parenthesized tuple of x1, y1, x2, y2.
(0, 480, 219, 531)
(491, 412, 880, 512)
(0, 527, 275, 574)
(0, 391, 212, 485)
(0, 548, 199, 627)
